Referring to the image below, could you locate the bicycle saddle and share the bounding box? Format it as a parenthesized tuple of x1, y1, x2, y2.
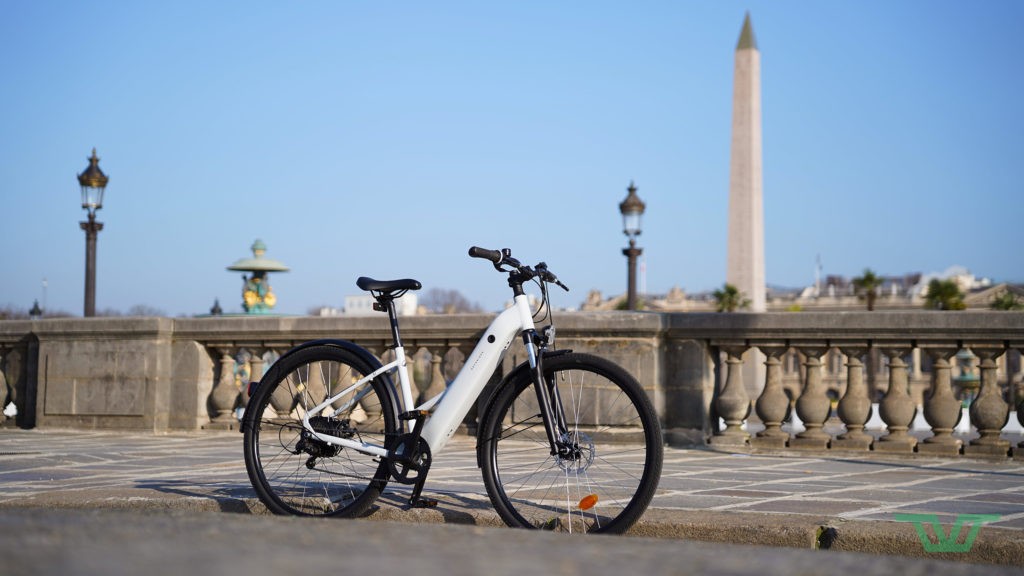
(357, 277, 422, 293)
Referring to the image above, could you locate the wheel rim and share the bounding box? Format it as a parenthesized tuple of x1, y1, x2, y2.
(489, 363, 656, 533)
(250, 356, 392, 516)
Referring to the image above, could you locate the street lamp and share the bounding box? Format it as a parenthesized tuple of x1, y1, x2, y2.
(78, 148, 108, 317)
(619, 181, 645, 310)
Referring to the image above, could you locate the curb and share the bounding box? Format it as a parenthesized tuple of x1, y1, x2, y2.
(3, 493, 1021, 566)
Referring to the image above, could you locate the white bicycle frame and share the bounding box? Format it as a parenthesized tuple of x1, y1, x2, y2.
(300, 293, 537, 458)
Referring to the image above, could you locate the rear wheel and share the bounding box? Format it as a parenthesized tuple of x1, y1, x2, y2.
(243, 345, 398, 517)
(479, 353, 663, 533)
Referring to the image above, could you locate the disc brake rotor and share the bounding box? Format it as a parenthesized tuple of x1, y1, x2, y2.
(556, 432, 595, 473)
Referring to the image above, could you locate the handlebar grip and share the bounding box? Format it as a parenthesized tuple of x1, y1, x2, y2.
(468, 246, 503, 263)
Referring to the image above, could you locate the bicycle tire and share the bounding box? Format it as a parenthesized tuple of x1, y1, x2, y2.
(243, 345, 398, 517)
(479, 352, 663, 533)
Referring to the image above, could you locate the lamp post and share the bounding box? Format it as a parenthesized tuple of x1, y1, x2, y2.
(619, 181, 645, 310)
(78, 148, 108, 317)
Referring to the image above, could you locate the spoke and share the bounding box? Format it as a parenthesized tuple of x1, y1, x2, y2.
(499, 416, 547, 442)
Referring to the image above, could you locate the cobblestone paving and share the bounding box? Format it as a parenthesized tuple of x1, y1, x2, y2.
(2, 428, 1023, 531)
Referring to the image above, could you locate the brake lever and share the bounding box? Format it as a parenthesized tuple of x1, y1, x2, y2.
(535, 262, 569, 292)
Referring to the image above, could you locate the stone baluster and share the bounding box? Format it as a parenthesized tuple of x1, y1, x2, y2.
(249, 351, 266, 386)
(875, 347, 917, 452)
(918, 347, 962, 456)
(751, 344, 788, 448)
(378, 347, 407, 404)
(210, 348, 239, 423)
(1015, 342, 1024, 460)
(342, 342, 378, 423)
(790, 345, 831, 450)
(242, 348, 264, 409)
(709, 344, 750, 447)
(833, 345, 872, 450)
(1015, 340, 1024, 426)
(0, 347, 9, 424)
(964, 344, 1010, 457)
(410, 346, 433, 407)
(422, 348, 448, 405)
(359, 341, 384, 404)
(268, 375, 296, 420)
(306, 357, 329, 417)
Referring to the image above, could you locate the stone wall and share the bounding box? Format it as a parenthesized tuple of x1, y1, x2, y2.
(1, 312, 1021, 458)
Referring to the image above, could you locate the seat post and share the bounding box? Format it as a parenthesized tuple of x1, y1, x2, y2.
(383, 296, 404, 349)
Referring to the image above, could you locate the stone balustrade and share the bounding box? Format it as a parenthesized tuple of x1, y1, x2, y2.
(1, 312, 1022, 458)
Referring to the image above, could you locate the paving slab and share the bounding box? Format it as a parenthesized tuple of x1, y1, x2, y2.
(6, 508, 1021, 576)
(1, 428, 1022, 566)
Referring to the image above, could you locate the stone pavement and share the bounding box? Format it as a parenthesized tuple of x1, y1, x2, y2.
(1, 428, 1022, 566)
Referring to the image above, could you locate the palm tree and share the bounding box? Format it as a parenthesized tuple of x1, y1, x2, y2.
(852, 268, 883, 311)
(712, 283, 751, 312)
(991, 291, 1024, 311)
(924, 279, 966, 310)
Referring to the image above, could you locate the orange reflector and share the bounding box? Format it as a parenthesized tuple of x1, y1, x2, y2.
(578, 494, 598, 510)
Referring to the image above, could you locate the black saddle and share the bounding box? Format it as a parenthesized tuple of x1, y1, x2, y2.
(356, 277, 422, 294)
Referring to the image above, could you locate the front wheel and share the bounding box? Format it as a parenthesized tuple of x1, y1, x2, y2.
(479, 353, 663, 533)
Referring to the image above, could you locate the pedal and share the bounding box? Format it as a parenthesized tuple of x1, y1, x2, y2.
(399, 410, 430, 421)
(409, 496, 438, 509)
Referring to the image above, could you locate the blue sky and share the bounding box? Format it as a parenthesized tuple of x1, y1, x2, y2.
(2, 1, 1021, 315)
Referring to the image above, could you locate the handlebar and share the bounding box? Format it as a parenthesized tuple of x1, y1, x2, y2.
(468, 246, 568, 292)
(467, 246, 504, 264)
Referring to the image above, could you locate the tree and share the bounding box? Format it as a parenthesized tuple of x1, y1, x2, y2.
(0, 305, 28, 320)
(990, 291, 1024, 311)
(96, 304, 167, 317)
(924, 279, 966, 310)
(126, 304, 167, 317)
(421, 288, 483, 314)
(852, 268, 883, 311)
(712, 283, 750, 313)
(614, 297, 646, 310)
(0, 304, 72, 319)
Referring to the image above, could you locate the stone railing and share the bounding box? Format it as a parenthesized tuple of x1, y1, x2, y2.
(668, 313, 1024, 458)
(1, 312, 1022, 458)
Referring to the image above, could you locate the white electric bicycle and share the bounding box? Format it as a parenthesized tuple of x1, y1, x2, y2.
(242, 247, 663, 533)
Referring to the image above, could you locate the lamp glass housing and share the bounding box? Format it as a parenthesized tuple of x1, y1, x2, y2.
(81, 184, 105, 215)
(622, 210, 642, 239)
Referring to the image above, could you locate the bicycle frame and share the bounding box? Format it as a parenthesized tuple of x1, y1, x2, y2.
(301, 293, 537, 458)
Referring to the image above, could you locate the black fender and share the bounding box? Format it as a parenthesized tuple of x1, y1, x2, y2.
(475, 349, 573, 468)
(250, 339, 402, 430)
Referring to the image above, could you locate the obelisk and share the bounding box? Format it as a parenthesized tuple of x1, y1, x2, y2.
(726, 12, 766, 313)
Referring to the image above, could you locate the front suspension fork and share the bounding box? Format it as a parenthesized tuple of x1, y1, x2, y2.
(523, 332, 569, 456)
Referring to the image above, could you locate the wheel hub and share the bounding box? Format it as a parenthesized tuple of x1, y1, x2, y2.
(555, 432, 595, 473)
(295, 416, 355, 461)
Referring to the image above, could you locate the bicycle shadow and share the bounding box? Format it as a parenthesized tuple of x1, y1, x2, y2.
(134, 478, 501, 523)
(370, 488, 503, 526)
(134, 479, 261, 514)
